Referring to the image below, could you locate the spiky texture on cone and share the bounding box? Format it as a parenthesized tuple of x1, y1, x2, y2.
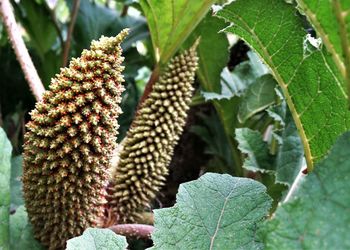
(22, 29, 128, 250)
(109, 43, 199, 223)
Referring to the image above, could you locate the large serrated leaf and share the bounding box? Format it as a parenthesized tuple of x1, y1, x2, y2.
(66, 228, 127, 250)
(0, 128, 12, 250)
(149, 173, 272, 250)
(260, 131, 350, 249)
(139, 0, 216, 64)
(216, 0, 350, 170)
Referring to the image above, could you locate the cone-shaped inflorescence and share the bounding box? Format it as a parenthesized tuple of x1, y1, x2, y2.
(109, 42, 199, 223)
(22, 29, 128, 250)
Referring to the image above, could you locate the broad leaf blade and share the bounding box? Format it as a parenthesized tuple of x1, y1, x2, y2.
(216, 0, 350, 170)
(238, 74, 277, 123)
(150, 173, 272, 250)
(66, 228, 127, 250)
(9, 206, 44, 250)
(0, 128, 12, 250)
(260, 131, 350, 249)
(140, 0, 216, 64)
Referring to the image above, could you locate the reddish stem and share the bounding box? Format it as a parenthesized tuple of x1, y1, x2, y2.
(109, 224, 154, 239)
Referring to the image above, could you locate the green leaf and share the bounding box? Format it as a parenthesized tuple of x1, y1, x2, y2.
(139, 0, 216, 64)
(266, 101, 287, 127)
(235, 128, 274, 173)
(14, 0, 57, 58)
(202, 51, 269, 101)
(191, 112, 236, 174)
(260, 131, 350, 249)
(184, 13, 229, 93)
(9, 206, 44, 250)
(216, 0, 350, 170)
(149, 173, 272, 250)
(274, 113, 304, 186)
(236, 111, 304, 186)
(73, 0, 148, 53)
(10, 156, 24, 210)
(66, 228, 127, 250)
(238, 74, 277, 123)
(296, 0, 350, 89)
(12, 0, 61, 85)
(198, 50, 272, 176)
(0, 128, 12, 250)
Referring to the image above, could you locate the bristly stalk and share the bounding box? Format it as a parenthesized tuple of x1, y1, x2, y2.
(22, 29, 128, 250)
(109, 42, 199, 223)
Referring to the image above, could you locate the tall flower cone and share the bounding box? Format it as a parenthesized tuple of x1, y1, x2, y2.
(109, 41, 199, 223)
(22, 29, 128, 250)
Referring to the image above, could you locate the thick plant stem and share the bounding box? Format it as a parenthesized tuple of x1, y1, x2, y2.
(0, 0, 45, 102)
(109, 224, 154, 239)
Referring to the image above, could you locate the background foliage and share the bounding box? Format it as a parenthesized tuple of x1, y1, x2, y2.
(1, 0, 349, 249)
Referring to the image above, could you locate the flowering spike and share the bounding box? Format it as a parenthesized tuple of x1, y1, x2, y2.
(22, 29, 128, 250)
(110, 43, 199, 223)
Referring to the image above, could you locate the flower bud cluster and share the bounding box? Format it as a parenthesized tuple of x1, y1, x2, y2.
(110, 44, 198, 223)
(22, 29, 128, 250)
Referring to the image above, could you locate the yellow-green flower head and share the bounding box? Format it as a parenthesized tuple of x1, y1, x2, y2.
(22, 29, 128, 250)
(110, 42, 199, 223)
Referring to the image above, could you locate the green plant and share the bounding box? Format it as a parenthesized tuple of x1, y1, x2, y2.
(1, 0, 350, 249)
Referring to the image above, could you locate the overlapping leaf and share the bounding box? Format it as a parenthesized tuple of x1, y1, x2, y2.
(236, 110, 304, 186)
(238, 74, 277, 123)
(66, 228, 127, 250)
(150, 173, 272, 249)
(216, 0, 350, 170)
(260, 132, 350, 249)
(140, 0, 216, 64)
